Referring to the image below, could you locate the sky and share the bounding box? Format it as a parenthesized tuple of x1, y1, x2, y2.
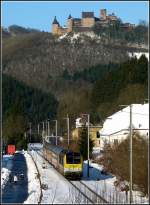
(2, 1, 149, 32)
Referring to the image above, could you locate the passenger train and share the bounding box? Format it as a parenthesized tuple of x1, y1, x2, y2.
(43, 137, 83, 178)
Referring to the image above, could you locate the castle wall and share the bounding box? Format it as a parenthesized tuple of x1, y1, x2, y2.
(81, 18, 95, 27)
(67, 19, 73, 33)
(73, 27, 92, 33)
(52, 24, 59, 35)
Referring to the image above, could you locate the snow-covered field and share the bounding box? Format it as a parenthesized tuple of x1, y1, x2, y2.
(1, 154, 13, 189)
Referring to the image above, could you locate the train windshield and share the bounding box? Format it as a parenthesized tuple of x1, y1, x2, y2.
(66, 152, 81, 164)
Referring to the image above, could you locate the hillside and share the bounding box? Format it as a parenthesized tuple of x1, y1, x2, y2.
(2, 26, 148, 120)
(2, 25, 148, 97)
(2, 73, 58, 123)
(2, 25, 148, 148)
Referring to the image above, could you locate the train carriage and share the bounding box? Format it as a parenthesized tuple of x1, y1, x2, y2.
(43, 139, 83, 178)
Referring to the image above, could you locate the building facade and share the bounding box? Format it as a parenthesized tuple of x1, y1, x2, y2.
(71, 117, 102, 148)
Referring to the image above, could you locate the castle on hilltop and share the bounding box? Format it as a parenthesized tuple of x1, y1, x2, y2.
(52, 9, 135, 35)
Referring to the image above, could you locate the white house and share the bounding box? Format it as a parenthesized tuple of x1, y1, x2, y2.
(99, 103, 149, 150)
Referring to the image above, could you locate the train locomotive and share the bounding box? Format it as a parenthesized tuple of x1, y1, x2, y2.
(43, 138, 83, 178)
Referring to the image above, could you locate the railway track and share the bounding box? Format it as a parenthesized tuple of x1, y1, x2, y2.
(30, 147, 108, 204)
(70, 180, 108, 204)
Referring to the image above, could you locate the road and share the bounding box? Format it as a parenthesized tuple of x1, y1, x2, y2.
(2, 152, 28, 203)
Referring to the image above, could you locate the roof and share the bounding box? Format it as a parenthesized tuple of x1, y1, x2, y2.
(44, 139, 68, 155)
(68, 14, 72, 19)
(100, 103, 149, 137)
(82, 12, 94, 18)
(52, 16, 59, 25)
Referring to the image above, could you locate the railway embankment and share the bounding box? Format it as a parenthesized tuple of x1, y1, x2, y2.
(23, 151, 41, 204)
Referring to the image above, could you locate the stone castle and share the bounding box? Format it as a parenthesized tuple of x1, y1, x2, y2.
(52, 9, 135, 35)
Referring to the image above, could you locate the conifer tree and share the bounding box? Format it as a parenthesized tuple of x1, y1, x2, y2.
(78, 125, 94, 160)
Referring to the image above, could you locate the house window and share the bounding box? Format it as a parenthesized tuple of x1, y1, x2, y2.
(96, 132, 100, 138)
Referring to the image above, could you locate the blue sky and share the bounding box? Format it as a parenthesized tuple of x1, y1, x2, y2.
(2, 1, 149, 32)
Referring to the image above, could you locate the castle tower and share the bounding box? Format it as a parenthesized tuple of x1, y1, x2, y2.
(100, 9, 107, 20)
(81, 12, 95, 27)
(67, 14, 73, 33)
(52, 16, 60, 35)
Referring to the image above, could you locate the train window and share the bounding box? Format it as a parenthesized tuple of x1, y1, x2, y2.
(73, 157, 81, 164)
(73, 153, 81, 164)
(66, 153, 73, 164)
(59, 155, 63, 165)
(66, 153, 81, 164)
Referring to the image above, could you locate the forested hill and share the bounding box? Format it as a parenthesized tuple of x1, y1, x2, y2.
(2, 73, 58, 123)
(2, 24, 148, 96)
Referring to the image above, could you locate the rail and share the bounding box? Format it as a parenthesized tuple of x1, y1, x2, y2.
(79, 181, 108, 203)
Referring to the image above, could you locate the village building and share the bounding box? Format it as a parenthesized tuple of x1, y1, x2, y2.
(99, 103, 149, 150)
(71, 117, 102, 147)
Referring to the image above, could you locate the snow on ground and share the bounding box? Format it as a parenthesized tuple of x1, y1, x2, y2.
(23, 151, 41, 204)
(1, 155, 13, 189)
(128, 52, 149, 60)
(29, 144, 83, 204)
(58, 32, 100, 43)
(82, 160, 149, 204)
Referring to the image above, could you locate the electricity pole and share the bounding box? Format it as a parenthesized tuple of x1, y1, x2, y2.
(29, 122, 32, 143)
(67, 115, 70, 149)
(45, 120, 48, 136)
(129, 104, 133, 204)
(82, 113, 90, 177)
(53, 120, 58, 145)
(38, 123, 40, 135)
(87, 114, 90, 178)
(42, 122, 44, 135)
(64, 115, 70, 149)
(42, 121, 45, 144)
(48, 120, 50, 136)
(120, 104, 133, 204)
